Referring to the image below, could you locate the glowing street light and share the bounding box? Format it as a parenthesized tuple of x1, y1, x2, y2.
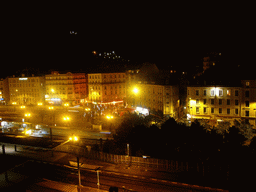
(63, 116, 70, 121)
(69, 135, 78, 141)
(133, 87, 139, 94)
(25, 113, 31, 117)
(106, 115, 114, 120)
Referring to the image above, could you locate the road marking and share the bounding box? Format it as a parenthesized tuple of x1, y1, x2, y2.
(133, 175, 138, 178)
(124, 174, 129, 176)
(151, 178, 157, 181)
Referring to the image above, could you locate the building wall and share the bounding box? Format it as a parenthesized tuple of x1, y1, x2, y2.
(72, 73, 88, 103)
(45, 71, 75, 104)
(88, 72, 126, 104)
(8, 75, 45, 105)
(187, 84, 256, 127)
(135, 83, 179, 117)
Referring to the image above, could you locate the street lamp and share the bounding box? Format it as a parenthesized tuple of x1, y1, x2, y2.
(69, 135, 81, 189)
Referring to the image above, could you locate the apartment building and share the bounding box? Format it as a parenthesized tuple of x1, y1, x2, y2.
(8, 74, 45, 105)
(72, 73, 88, 104)
(135, 83, 179, 118)
(187, 82, 256, 127)
(88, 72, 126, 104)
(45, 71, 75, 104)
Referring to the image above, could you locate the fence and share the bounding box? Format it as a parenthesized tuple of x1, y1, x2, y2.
(53, 143, 229, 180)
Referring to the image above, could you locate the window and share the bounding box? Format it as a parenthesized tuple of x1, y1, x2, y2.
(204, 107, 207, 113)
(211, 108, 214, 114)
(246, 111, 250, 117)
(235, 108, 239, 115)
(219, 108, 222, 114)
(196, 107, 200, 114)
(246, 82, 250, 87)
(196, 99, 199, 104)
(219, 99, 222, 105)
(188, 90, 189, 95)
(211, 89, 215, 96)
(227, 89, 231, 96)
(246, 101, 250, 107)
(203, 90, 207, 96)
(227, 108, 230, 114)
(196, 90, 199, 96)
(219, 89, 223, 96)
(235, 100, 239, 105)
(211, 99, 215, 105)
(245, 90, 249, 97)
(235, 90, 239, 96)
(203, 99, 207, 105)
(227, 99, 230, 105)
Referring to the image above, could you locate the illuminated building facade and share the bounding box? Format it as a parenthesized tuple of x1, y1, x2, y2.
(187, 81, 256, 127)
(8, 74, 45, 105)
(134, 83, 179, 118)
(88, 72, 126, 104)
(72, 73, 88, 104)
(45, 71, 75, 104)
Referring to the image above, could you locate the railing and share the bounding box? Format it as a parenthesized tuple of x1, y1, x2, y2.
(54, 144, 229, 181)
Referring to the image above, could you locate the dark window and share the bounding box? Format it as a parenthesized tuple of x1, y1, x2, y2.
(245, 90, 249, 97)
(246, 101, 250, 107)
(196, 90, 199, 96)
(235, 108, 239, 115)
(196, 99, 199, 104)
(235, 100, 239, 105)
(196, 107, 199, 113)
(227, 99, 230, 105)
(227, 108, 230, 114)
(211, 108, 214, 113)
(203, 90, 207, 96)
(204, 107, 207, 113)
(219, 108, 222, 114)
(235, 90, 239, 96)
(203, 99, 207, 104)
(211, 99, 214, 105)
(219, 99, 222, 105)
(246, 111, 250, 117)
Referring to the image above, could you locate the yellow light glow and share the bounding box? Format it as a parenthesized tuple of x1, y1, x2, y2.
(25, 129, 31, 135)
(20, 106, 26, 109)
(63, 116, 70, 121)
(85, 108, 90, 111)
(190, 100, 196, 106)
(69, 137, 73, 141)
(106, 115, 114, 119)
(37, 102, 43, 106)
(25, 113, 31, 117)
(51, 89, 55, 93)
(64, 103, 69, 107)
(48, 106, 54, 110)
(12, 102, 17, 105)
(133, 87, 139, 94)
(74, 136, 78, 141)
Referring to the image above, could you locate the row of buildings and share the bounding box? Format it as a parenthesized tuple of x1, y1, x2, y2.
(0, 61, 255, 127)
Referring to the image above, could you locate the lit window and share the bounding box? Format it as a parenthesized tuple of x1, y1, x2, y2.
(227, 89, 231, 96)
(196, 107, 200, 114)
(219, 89, 223, 96)
(196, 99, 199, 104)
(211, 89, 215, 96)
(246, 82, 250, 87)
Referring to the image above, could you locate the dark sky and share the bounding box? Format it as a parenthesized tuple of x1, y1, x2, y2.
(1, 2, 255, 78)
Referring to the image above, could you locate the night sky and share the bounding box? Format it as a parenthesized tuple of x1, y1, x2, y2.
(1, 2, 255, 78)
